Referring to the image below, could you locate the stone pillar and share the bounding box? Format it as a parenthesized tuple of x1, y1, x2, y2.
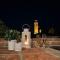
(22, 28, 31, 48)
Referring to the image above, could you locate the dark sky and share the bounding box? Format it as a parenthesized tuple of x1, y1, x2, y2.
(0, 2, 60, 35)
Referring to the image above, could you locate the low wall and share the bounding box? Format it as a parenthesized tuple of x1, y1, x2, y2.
(32, 38, 60, 47)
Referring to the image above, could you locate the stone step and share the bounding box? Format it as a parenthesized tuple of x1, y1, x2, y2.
(43, 48, 60, 58)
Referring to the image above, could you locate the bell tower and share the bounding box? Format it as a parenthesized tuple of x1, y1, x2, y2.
(34, 20, 38, 34)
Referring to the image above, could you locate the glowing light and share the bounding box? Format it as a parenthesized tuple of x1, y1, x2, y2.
(34, 20, 38, 34)
(25, 38, 29, 45)
(25, 42, 28, 44)
(40, 29, 42, 33)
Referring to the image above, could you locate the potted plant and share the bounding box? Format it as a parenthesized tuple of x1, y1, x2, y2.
(5, 29, 16, 50)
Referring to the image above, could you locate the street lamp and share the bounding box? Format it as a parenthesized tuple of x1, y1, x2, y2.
(39, 29, 42, 33)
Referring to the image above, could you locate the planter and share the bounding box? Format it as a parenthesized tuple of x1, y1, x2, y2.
(8, 40, 16, 50)
(15, 42, 22, 51)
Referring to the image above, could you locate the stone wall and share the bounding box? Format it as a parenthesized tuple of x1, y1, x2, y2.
(32, 38, 60, 47)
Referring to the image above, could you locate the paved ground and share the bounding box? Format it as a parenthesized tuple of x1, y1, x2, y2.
(0, 47, 60, 60)
(22, 48, 60, 60)
(0, 40, 60, 60)
(0, 48, 20, 60)
(43, 47, 60, 58)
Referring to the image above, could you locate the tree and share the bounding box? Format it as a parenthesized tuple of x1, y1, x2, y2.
(0, 20, 6, 38)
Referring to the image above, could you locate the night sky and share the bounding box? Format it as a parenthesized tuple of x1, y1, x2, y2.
(0, 2, 60, 35)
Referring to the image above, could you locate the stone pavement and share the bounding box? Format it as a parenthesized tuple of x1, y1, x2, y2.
(0, 48, 20, 60)
(0, 47, 60, 60)
(22, 48, 60, 60)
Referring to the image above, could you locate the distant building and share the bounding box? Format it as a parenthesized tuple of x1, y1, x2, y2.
(34, 20, 39, 34)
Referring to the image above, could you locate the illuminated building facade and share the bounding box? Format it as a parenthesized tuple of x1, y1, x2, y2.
(34, 20, 39, 34)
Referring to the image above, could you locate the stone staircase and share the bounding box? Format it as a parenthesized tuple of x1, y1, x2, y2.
(0, 46, 20, 60)
(0, 39, 20, 60)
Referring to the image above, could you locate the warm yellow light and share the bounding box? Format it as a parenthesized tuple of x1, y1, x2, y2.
(34, 20, 38, 34)
(25, 42, 28, 44)
(40, 29, 41, 33)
